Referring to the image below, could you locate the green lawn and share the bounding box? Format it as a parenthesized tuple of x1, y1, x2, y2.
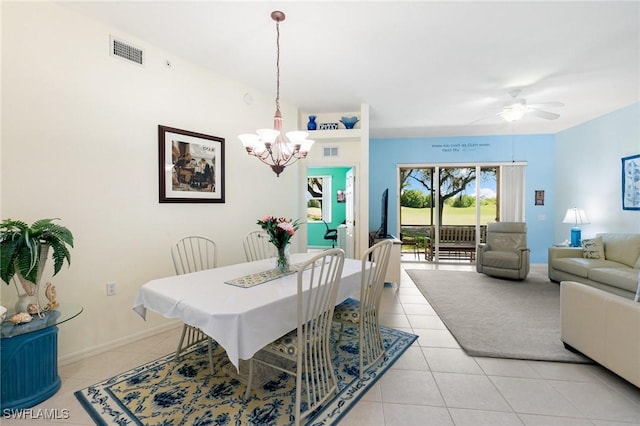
(401, 206, 497, 225)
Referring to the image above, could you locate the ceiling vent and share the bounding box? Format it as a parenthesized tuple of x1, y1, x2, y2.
(110, 36, 144, 66)
(323, 147, 339, 157)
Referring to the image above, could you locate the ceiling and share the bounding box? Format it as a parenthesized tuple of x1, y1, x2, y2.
(58, 1, 640, 138)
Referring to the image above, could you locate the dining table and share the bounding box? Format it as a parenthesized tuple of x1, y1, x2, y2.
(132, 252, 363, 371)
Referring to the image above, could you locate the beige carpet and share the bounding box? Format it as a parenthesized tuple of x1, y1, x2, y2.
(406, 268, 591, 363)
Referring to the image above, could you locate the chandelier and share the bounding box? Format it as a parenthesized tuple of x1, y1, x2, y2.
(239, 11, 314, 177)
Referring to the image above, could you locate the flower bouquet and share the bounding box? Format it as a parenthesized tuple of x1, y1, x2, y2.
(257, 216, 301, 272)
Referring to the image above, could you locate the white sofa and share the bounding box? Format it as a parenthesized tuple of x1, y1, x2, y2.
(560, 281, 640, 387)
(549, 233, 640, 300)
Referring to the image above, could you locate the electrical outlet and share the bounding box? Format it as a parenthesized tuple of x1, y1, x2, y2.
(106, 282, 117, 296)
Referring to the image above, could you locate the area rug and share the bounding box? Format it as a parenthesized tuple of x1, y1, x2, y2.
(75, 325, 417, 425)
(406, 269, 590, 363)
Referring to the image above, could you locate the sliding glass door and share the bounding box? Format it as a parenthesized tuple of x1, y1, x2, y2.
(400, 164, 505, 262)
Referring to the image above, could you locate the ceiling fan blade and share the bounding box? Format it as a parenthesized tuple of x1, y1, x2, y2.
(468, 115, 495, 125)
(528, 101, 565, 108)
(529, 108, 560, 120)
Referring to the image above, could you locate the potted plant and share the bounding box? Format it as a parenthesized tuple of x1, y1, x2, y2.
(0, 218, 73, 313)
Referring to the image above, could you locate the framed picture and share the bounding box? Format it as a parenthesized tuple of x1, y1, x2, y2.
(158, 125, 225, 203)
(622, 154, 640, 210)
(534, 190, 544, 206)
(337, 190, 346, 203)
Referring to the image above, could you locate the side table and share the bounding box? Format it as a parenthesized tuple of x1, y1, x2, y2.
(371, 234, 402, 289)
(0, 303, 82, 410)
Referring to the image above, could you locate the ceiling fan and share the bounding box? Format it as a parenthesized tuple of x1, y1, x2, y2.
(497, 89, 564, 122)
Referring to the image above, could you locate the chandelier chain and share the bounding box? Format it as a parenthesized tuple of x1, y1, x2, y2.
(275, 19, 280, 113)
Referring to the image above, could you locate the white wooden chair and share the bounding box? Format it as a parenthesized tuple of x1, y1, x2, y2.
(243, 230, 276, 262)
(170, 236, 217, 373)
(244, 248, 345, 426)
(333, 239, 393, 378)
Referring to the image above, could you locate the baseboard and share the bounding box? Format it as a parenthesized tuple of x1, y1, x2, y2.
(59, 320, 182, 366)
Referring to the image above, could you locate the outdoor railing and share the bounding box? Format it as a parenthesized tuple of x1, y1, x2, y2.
(401, 225, 487, 262)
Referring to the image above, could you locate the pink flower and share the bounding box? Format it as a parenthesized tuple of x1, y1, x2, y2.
(278, 222, 295, 236)
(262, 215, 273, 222)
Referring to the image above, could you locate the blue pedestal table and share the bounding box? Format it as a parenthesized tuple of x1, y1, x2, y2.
(0, 304, 82, 410)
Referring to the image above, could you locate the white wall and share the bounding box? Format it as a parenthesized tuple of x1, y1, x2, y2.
(555, 102, 640, 240)
(1, 2, 304, 361)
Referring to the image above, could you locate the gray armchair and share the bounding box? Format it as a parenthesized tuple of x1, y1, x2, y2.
(476, 222, 530, 280)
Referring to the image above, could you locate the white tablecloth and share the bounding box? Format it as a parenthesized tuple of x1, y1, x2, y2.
(132, 253, 362, 370)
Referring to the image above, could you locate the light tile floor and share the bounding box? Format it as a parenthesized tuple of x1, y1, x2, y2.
(3, 262, 639, 425)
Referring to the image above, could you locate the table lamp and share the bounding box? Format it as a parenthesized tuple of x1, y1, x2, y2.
(563, 208, 589, 247)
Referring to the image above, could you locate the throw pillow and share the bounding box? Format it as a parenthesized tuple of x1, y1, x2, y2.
(582, 236, 604, 259)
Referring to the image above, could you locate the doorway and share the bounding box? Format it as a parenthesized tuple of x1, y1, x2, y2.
(307, 167, 352, 251)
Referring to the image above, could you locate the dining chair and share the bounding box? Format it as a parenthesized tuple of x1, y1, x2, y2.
(170, 236, 217, 373)
(243, 230, 276, 262)
(333, 239, 393, 378)
(244, 248, 345, 426)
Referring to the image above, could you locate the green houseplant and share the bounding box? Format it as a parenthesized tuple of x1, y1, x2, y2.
(0, 218, 73, 310)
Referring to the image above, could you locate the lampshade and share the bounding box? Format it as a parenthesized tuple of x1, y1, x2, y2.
(562, 208, 590, 225)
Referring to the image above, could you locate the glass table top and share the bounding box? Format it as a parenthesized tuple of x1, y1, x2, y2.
(1, 303, 83, 338)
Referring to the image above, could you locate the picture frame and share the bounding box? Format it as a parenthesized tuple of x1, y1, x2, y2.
(622, 154, 640, 210)
(534, 190, 544, 206)
(158, 125, 225, 203)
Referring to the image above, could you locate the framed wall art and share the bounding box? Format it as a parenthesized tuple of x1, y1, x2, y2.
(158, 125, 225, 203)
(622, 154, 640, 210)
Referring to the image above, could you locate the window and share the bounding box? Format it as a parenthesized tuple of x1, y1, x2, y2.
(307, 176, 332, 222)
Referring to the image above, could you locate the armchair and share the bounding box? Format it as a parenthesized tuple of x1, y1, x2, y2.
(476, 222, 530, 280)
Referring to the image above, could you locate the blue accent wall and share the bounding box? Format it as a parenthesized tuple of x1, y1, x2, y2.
(308, 167, 349, 248)
(555, 103, 640, 236)
(369, 134, 555, 263)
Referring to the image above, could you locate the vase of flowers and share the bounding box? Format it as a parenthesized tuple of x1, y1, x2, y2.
(257, 215, 301, 273)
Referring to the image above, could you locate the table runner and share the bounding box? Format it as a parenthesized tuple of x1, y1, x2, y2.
(224, 262, 306, 288)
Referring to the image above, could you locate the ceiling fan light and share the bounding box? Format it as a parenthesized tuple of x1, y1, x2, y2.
(500, 103, 528, 122)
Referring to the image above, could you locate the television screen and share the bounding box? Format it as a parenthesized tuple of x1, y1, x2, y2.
(378, 188, 389, 238)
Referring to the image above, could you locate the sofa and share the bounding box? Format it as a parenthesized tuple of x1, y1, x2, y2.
(560, 281, 639, 387)
(548, 233, 640, 300)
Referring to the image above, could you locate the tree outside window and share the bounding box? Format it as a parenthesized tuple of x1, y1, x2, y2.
(307, 176, 332, 222)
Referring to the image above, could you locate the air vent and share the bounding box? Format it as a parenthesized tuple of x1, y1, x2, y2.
(323, 147, 338, 157)
(110, 36, 144, 66)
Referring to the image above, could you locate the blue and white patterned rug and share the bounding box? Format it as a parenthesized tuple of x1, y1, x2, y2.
(75, 325, 417, 425)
